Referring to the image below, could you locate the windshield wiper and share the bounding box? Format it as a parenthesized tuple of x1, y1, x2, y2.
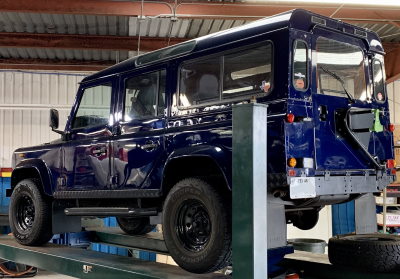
(320, 66, 354, 103)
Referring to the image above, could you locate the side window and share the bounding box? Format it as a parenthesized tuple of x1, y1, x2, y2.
(179, 42, 274, 107)
(72, 84, 112, 130)
(179, 56, 221, 107)
(372, 59, 385, 102)
(293, 40, 308, 91)
(124, 70, 166, 121)
(223, 44, 273, 98)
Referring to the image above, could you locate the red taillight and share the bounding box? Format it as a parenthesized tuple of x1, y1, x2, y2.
(387, 159, 396, 169)
(286, 113, 295, 123)
(288, 169, 296, 176)
(392, 169, 397, 175)
(389, 124, 395, 132)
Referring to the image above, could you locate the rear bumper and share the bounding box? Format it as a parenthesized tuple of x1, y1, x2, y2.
(289, 173, 394, 199)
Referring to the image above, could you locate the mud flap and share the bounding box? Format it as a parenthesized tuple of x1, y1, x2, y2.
(355, 193, 377, 234)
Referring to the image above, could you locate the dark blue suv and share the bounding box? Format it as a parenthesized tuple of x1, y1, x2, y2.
(8, 9, 395, 274)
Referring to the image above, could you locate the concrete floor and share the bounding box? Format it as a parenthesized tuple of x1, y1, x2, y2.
(34, 270, 77, 278)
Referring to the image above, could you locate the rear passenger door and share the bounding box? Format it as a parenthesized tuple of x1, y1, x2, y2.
(112, 69, 166, 195)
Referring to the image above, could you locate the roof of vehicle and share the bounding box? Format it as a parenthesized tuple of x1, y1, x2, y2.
(82, 9, 383, 83)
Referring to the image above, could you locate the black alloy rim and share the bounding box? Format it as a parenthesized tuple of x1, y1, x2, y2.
(16, 195, 35, 231)
(176, 199, 212, 252)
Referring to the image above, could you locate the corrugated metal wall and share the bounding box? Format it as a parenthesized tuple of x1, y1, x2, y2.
(387, 80, 400, 124)
(0, 70, 90, 167)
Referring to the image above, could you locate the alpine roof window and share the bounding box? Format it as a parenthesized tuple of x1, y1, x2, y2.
(179, 42, 273, 107)
(316, 37, 368, 101)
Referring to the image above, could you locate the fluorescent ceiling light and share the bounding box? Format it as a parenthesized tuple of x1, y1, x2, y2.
(250, 0, 400, 7)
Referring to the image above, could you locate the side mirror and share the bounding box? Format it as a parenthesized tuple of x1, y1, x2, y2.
(49, 109, 65, 136)
(49, 108, 59, 130)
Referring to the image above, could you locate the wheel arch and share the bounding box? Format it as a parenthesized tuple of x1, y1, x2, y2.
(162, 152, 231, 199)
(10, 159, 54, 197)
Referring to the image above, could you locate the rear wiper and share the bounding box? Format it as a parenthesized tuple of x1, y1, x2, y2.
(320, 66, 354, 103)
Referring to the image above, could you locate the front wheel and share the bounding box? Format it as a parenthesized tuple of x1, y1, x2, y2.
(9, 179, 53, 246)
(116, 217, 155, 235)
(162, 178, 231, 274)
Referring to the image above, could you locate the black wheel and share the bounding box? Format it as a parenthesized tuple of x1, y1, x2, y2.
(162, 178, 231, 274)
(292, 210, 319, 230)
(9, 179, 53, 246)
(329, 234, 400, 272)
(116, 217, 155, 235)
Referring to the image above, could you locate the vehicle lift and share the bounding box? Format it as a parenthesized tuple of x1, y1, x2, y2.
(0, 104, 398, 279)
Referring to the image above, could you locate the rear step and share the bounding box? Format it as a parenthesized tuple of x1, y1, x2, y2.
(64, 207, 157, 217)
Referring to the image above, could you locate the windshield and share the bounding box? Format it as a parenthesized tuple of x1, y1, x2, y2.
(316, 37, 368, 101)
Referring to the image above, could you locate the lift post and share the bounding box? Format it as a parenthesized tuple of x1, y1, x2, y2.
(232, 103, 268, 279)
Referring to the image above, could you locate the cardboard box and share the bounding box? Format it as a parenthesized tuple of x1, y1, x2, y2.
(377, 213, 400, 226)
(375, 196, 398, 205)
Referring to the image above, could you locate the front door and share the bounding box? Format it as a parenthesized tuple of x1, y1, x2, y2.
(60, 78, 117, 193)
(112, 69, 167, 195)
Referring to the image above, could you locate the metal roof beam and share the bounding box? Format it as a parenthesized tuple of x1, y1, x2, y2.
(0, 33, 186, 51)
(1, 1, 399, 23)
(384, 42, 400, 83)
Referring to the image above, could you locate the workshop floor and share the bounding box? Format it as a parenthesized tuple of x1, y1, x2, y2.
(35, 270, 77, 278)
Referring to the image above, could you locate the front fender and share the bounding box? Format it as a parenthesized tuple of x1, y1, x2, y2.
(11, 159, 54, 196)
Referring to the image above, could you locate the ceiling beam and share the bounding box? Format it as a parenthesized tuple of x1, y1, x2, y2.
(1, 0, 399, 23)
(0, 33, 186, 51)
(383, 42, 400, 83)
(0, 58, 112, 71)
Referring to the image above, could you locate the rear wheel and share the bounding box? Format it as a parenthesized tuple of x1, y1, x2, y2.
(162, 178, 231, 274)
(116, 217, 155, 235)
(9, 179, 53, 246)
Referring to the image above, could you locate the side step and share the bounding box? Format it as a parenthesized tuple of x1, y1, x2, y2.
(64, 207, 157, 217)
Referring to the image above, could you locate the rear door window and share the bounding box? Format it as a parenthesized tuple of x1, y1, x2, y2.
(124, 70, 166, 121)
(316, 37, 368, 101)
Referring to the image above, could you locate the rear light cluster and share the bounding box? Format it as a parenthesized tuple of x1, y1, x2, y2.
(286, 113, 295, 123)
(287, 157, 314, 169)
(389, 123, 395, 132)
(387, 159, 396, 169)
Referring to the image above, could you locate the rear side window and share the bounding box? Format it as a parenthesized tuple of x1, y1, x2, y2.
(292, 40, 308, 91)
(223, 44, 272, 98)
(124, 70, 166, 121)
(179, 42, 273, 107)
(372, 59, 385, 102)
(72, 84, 112, 130)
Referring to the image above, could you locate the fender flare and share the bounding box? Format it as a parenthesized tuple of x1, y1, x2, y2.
(11, 159, 54, 196)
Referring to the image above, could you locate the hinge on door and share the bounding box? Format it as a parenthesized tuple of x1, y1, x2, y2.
(110, 175, 119, 186)
(57, 177, 66, 187)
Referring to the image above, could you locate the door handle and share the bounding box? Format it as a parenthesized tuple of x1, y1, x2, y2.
(92, 146, 107, 157)
(318, 105, 328, 121)
(142, 141, 159, 152)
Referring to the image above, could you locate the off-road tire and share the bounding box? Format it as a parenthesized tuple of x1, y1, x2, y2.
(116, 217, 155, 235)
(162, 178, 231, 274)
(328, 234, 400, 272)
(9, 179, 53, 246)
